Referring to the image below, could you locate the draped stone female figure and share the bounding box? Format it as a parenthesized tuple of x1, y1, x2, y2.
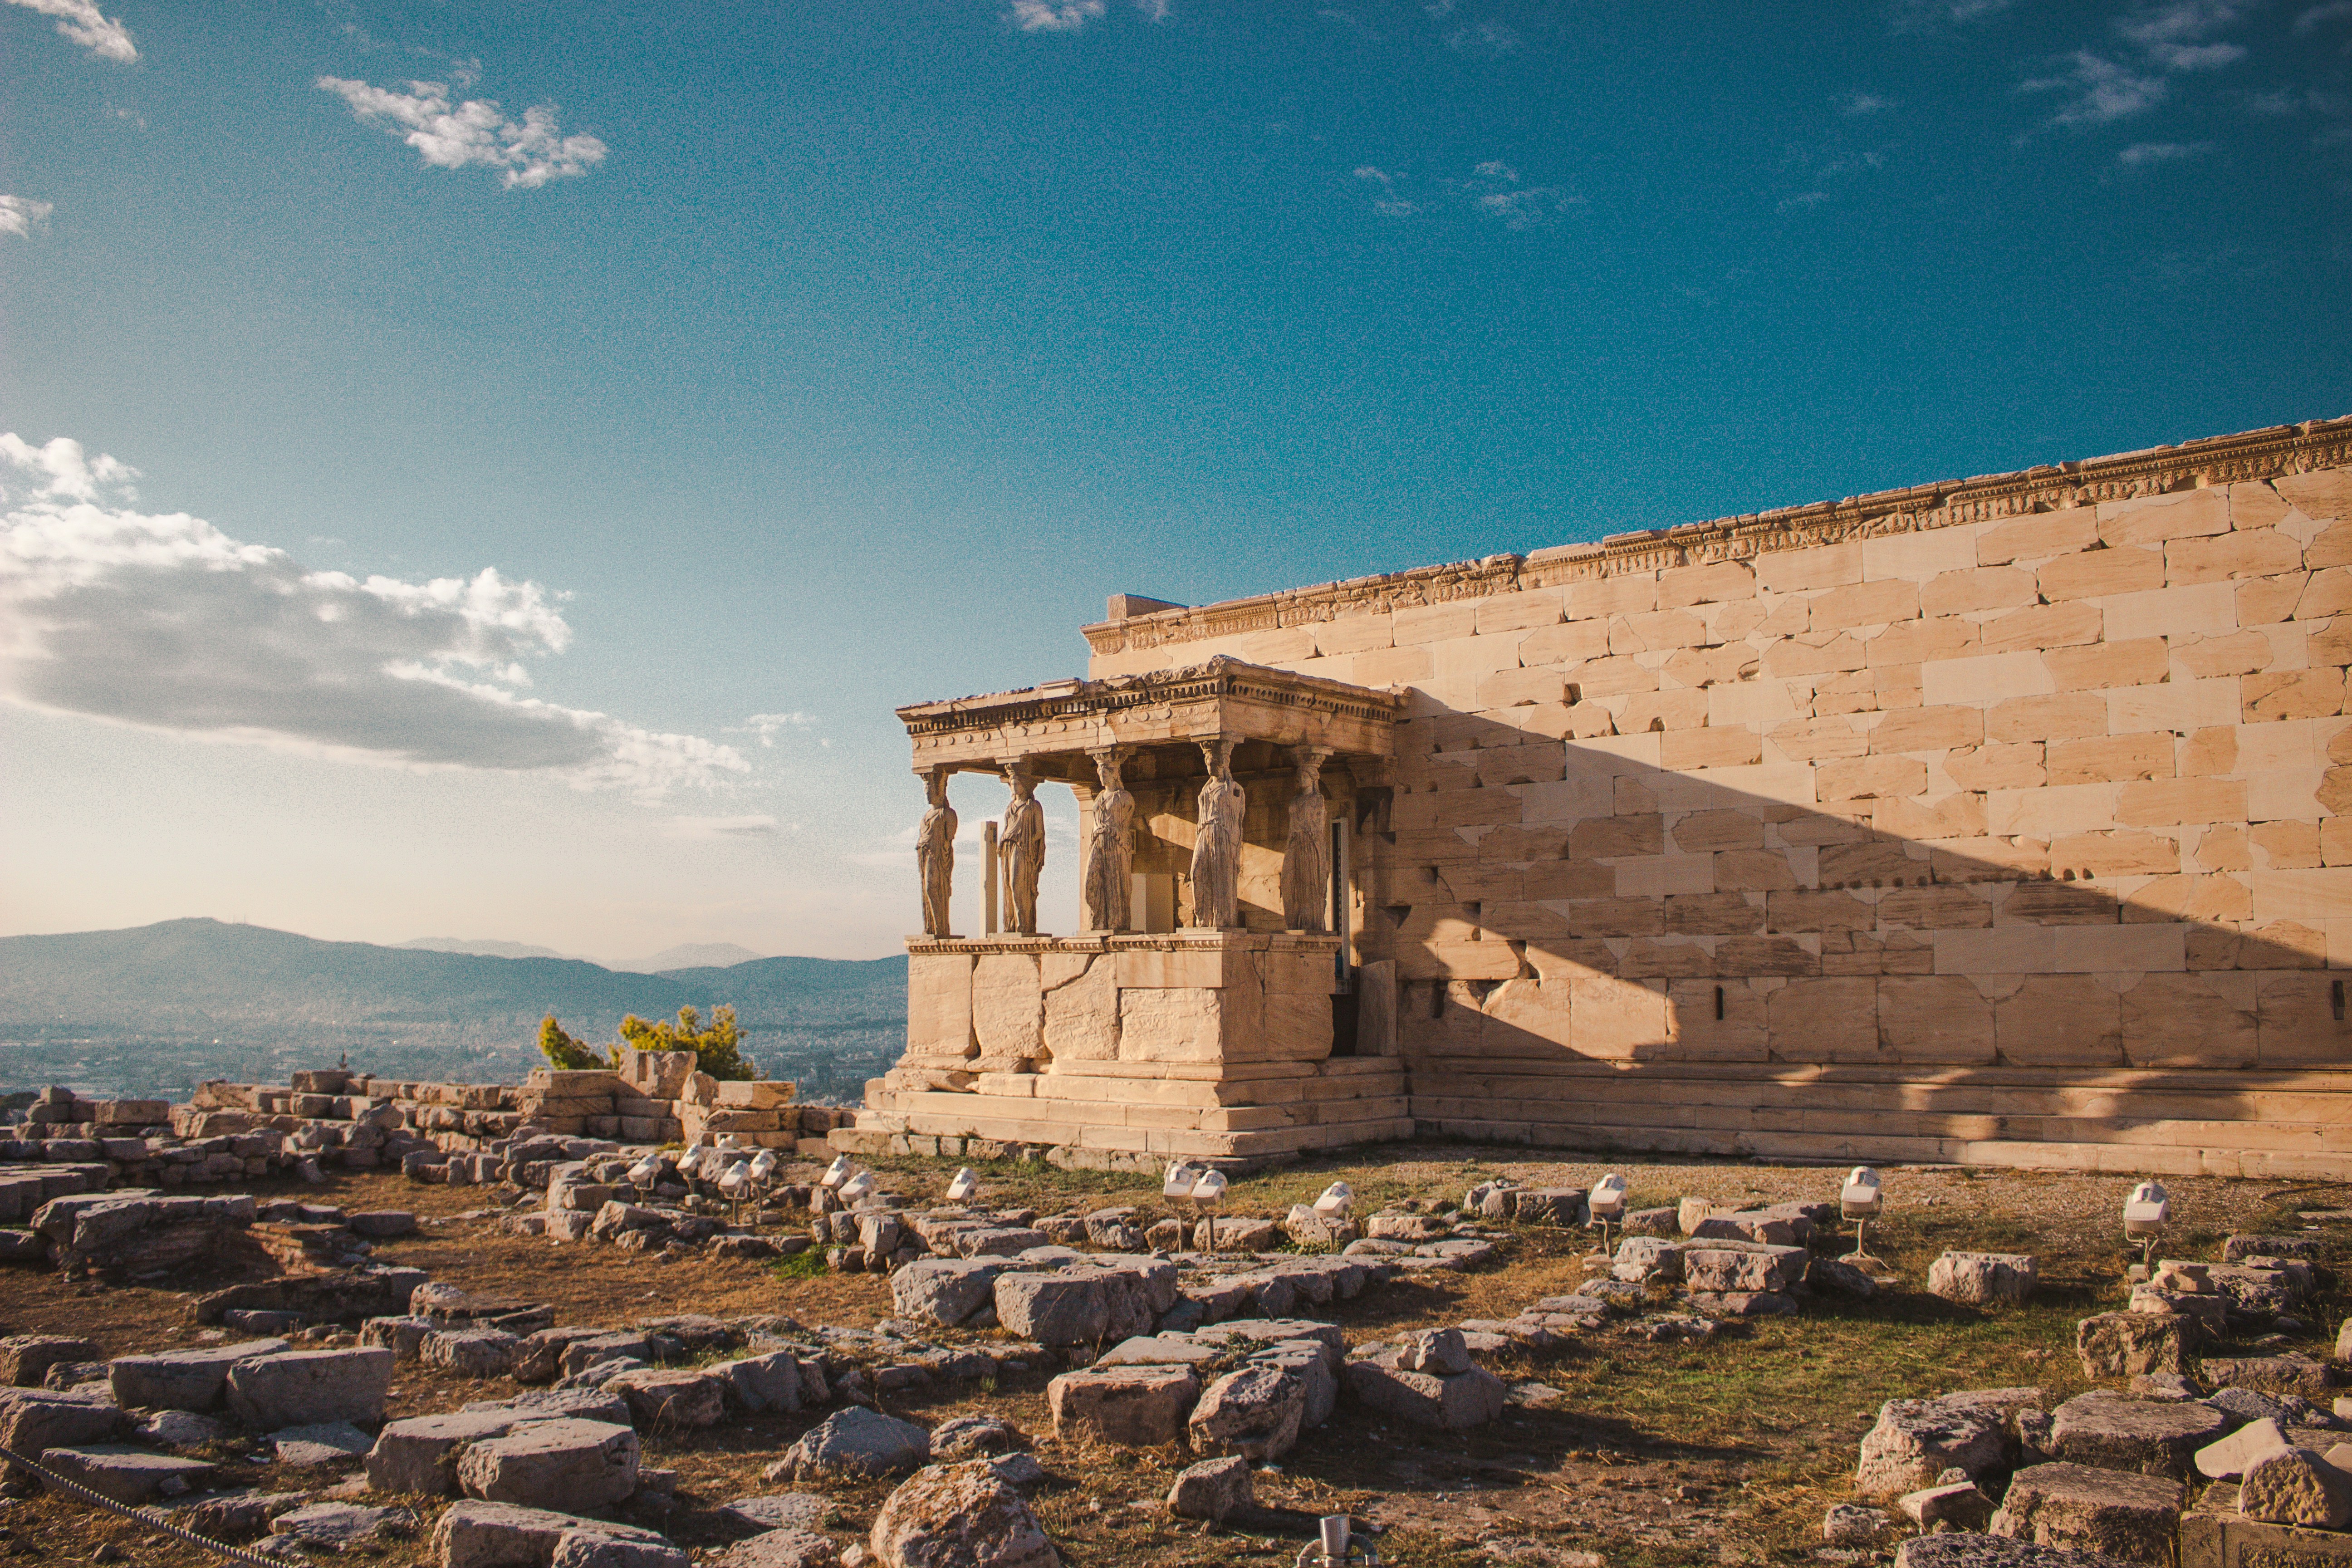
(916, 768, 956, 937)
(1001, 764, 1046, 936)
(1083, 749, 1135, 932)
(1280, 748, 1331, 933)
(1189, 738, 1245, 929)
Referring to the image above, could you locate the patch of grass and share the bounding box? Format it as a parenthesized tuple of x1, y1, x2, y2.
(772, 1246, 827, 1280)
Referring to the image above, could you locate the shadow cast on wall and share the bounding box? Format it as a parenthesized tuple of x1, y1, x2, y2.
(1358, 705, 2347, 1174)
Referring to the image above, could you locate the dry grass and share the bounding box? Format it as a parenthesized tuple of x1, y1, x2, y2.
(2, 1147, 2347, 1568)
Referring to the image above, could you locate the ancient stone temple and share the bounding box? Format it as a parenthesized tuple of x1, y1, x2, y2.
(859, 416, 2352, 1177)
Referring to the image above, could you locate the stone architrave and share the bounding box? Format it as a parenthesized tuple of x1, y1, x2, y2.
(916, 768, 956, 939)
(1082, 749, 1134, 933)
(1280, 748, 1331, 933)
(1002, 764, 1046, 938)
(1190, 738, 1244, 930)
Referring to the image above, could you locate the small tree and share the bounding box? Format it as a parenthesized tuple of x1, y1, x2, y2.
(618, 1003, 758, 1081)
(537, 1014, 612, 1071)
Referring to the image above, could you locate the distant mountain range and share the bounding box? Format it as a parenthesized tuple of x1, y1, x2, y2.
(398, 938, 771, 973)
(0, 919, 906, 1100)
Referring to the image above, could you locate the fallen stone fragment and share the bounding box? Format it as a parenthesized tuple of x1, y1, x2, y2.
(1684, 1246, 1808, 1296)
(2197, 1417, 2291, 1480)
(708, 1350, 812, 1416)
(1190, 1362, 1305, 1460)
(108, 1337, 292, 1411)
(1929, 1253, 2039, 1306)
(1856, 1397, 2011, 1496)
(368, 1410, 523, 1495)
(166, 1487, 313, 1540)
(769, 1406, 931, 1482)
(424, 1328, 527, 1379)
(708, 1529, 837, 1568)
(272, 1501, 406, 1550)
(1048, 1366, 1199, 1447)
(466, 1387, 635, 1426)
(604, 1367, 725, 1429)
(2078, 1313, 2199, 1380)
(136, 1408, 229, 1450)
(1895, 1533, 2143, 1568)
(1987, 1462, 2182, 1566)
(1167, 1455, 1252, 1521)
(1343, 1353, 1507, 1432)
(2203, 1356, 2337, 1400)
(1824, 1504, 1889, 1545)
(225, 1346, 395, 1429)
(869, 1459, 1058, 1568)
(551, 1532, 693, 1568)
(1396, 1328, 1472, 1377)
(892, 1259, 1006, 1327)
(456, 1419, 641, 1511)
(273, 1419, 373, 1467)
(0, 1336, 99, 1388)
(2048, 1392, 2229, 1479)
(2241, 1446, 2352, 1529)
(1901, 1482, 1993, 1532)
(723, 1495, 832, 1532)
(37, 1443, 214, 1503)
(432, 1499, 671, 1568)
(347, 1211, 417, 1239)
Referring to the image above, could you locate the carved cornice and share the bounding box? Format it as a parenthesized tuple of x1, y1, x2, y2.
(1080, 416, 2352, 655)
(897, 655, 1406, 741)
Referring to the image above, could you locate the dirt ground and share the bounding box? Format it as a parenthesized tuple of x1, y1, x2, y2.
(2, 1144, 2346, 1568)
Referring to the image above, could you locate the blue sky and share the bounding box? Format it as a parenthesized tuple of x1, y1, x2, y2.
(3, 0, 2348, 962)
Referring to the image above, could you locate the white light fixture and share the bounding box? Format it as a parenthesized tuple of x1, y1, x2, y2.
(2124, 1179, 2171, 1270)
(945, 1167, 980, 1204)
(749, 1149, 779, 1182)
(1586, 1172, 1627, 1259)
(839, 1169, 879, 1206)
(1191, 1167, 1229, 1252)
(1840, 1166, 1884, 1265)
(1313, 1181, 1354, 1219)
(1164, 1160, 1203, 1201)
(674, 1147, 702, 1179)
(627, 1155, 662, 1190)
(821, 1154, 854, 1190)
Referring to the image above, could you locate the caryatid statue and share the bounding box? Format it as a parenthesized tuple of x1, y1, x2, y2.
(1280, 747, 1331, 933)
(1000, 762, 1046, 937)
(1189, 737, 1245, 929)
(1083, 748, 1134, 932)
(916, 767, 956, 938)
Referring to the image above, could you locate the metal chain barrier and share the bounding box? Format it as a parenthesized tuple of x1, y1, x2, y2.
(0, 1439, 309, 1568)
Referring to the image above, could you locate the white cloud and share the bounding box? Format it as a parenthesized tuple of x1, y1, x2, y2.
(1474, 159, 1518, 181)
(317, 76, 607, 189)
(0, 433, 746, 795)
(1135, 0, 1171, 19)
(1841, 92, 1896, 115)
(2023, 51, 2171, 124)
(2119, 139, 2208, 161)
(1372, 199, 1422, 216)
(725, 712, 814, 748)
(1008, 0, 1106, 30)
(1466, 161, 1575, 229)
(2116, 1, 2245, 69)
(1353, 166, 1393, 185)
(0, 196, 54, 238)
(5, 0, 136, 63)
(666, 814, 779, 840)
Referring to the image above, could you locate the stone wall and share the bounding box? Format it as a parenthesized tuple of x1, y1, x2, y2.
(1075, 418, 2352, 1176)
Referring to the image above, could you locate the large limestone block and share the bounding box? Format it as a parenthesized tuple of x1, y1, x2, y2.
(1048, 1366, 1199, 1446)
(894, 1259, 1007, 1326)
(906, 951, 976, 1063)
(868, 1460, 1059, 1568)
(1342, 1357, 1506, 1432)
(972, 954, 1044, 1069)
(367, 1410, 521, 1495)
(1988, 1463, 2182, 1567)
(1856, 1398, 2011, 1497)
(2048, 1392, 2228, 1479)
(35, 1443, 216, 1504)
(109, 1338, 292, 1412)
(225, 1348, 395, 1429)
(1895, 1535, 2140, 1568)
(770, 1407, 931, 1481)
(1040, 953, 1117, 1062)
(456, 1419, 641, 1511)
(603, 1367, 726, 1429)
(1189, 1363, 1306, 1459)
(2078, 1312, 2201, 1380)
(0, 1388, 123, 1453)
(433, 1500, 670, 1568)
(0, 1336, 99, 1388)
(1117, 988, 1234, 1063)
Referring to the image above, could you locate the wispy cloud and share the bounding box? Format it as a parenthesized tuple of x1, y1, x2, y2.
(0, 434, 746, 796)
(1008, 0, 1107, 30)
(1446, 19, 1518, 56)
(1466, 160, 1576, 229)
(725, 712, 815, 748)
(2118, 138, 2208, 161)
(2023, 51, 2171, 125)
(1889, 0, 2014, 32)
(1778, 190, 1834, 210)
(317, 76, 608, 189)
(0, 196, 54, 239)
(1841, 92, 1897, 116)
(4, 0, 136, 63)
(666, 815, 780, 840)
(2297, 0, 2352, 30)
(1135, 0, 1172, 18)
(2116, 0, 2245, 69)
